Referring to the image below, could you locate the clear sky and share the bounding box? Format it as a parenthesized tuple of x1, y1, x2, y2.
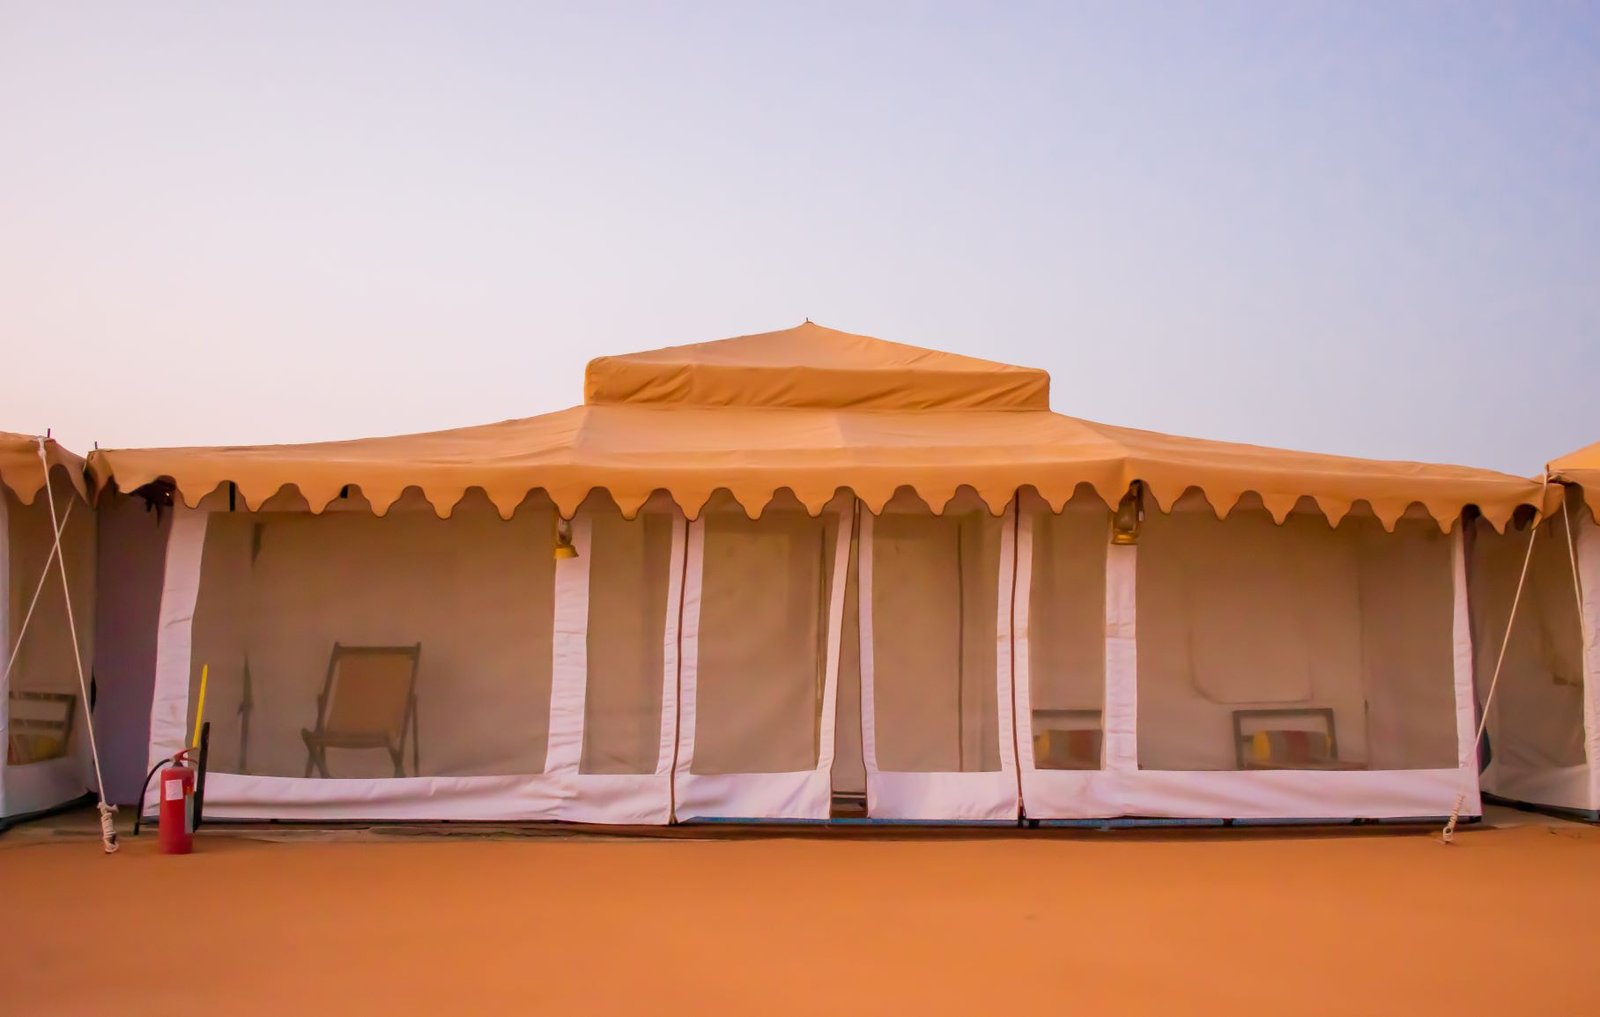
(2, 2, 1595, 473)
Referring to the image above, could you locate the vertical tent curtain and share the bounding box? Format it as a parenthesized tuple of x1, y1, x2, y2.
(672, 497, 851, 820)
(546, 501, 683, 824)
(858, 492, 1019, 821)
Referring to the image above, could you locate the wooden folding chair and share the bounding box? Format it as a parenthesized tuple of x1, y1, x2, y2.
(6, 690, 75, 765)
(301, 643, 421, 778)
(1031, 708, 1103, 770)
(1232, 707, 1365, 770)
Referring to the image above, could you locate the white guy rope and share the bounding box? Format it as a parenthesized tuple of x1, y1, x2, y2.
(33, 439, 117, 853)
(1443, 493, 1542, 843)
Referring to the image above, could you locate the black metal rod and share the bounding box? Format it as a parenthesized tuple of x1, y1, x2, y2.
(193, 721, 211, 829)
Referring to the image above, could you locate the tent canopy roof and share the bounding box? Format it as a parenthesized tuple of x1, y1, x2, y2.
(0, 432, 88, 504)
(88, 322, 1545, 530)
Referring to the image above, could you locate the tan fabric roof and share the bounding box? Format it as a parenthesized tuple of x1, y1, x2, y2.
(1550, 440, 1600, 515)
(585, 322, 1050, 411)
(0, 431, 88, 504)
(87, 322, 1544, 530)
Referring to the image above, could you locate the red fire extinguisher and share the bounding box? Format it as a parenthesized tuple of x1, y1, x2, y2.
(159, 748, 199, 855)
(134, 721, 210, 852)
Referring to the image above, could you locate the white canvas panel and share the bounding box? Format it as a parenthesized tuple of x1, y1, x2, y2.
(146, 507, 207, 788)
(1113, 766, 1471, 820)
(4, 756, 86, 819)
(674, 770, 833, 821)
(865, 770, 1022, 822)
(191, 771, 567, 821)
(1484, 762, 1590, 815)
(1449, 525, 1482, 818)
(1103, 543, 1138, 776)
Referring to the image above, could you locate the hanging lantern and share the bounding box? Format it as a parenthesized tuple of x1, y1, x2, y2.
(1111, 481, 1143, 545)
(553, 516, 579, 560)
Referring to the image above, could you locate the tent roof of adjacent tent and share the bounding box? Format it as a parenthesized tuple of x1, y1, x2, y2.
(87, 321, 1546, 531)
(1550, 440, 1600, 514)
(0, 431, 88, 504)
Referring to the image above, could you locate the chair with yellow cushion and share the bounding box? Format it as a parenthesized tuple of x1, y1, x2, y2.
(1232, 707, 1366, 770)
(6, 690, 75, 765)
(1031, 708, 1103, 770)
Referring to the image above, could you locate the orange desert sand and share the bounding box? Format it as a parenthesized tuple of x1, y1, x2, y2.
(3, 822, 1596, 1016)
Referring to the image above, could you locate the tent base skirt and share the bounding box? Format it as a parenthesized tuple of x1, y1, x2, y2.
(1482, 793, 1599, 825)
(0, 790, 95, 834)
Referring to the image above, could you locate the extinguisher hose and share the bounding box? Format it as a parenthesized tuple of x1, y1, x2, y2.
(131, 759, 170, 838)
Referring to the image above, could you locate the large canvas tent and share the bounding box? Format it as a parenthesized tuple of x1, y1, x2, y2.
(0, 433, 96, 822)
(1469, 443, 1599, 817)
(88, 322, 1546, 824)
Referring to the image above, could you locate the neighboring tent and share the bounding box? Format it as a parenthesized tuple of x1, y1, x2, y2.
(88, 322, 1547, 824)
(1469, 443, 1598, 817)
(0, 432, 96, 823)
(1555, 442, 1600, 517)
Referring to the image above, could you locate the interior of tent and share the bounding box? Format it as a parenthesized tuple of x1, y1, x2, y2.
(1137, 493, 1459, 775)
(100, 324, 1544, 825)
(183, 487, 556, 784)
(1469, 492, 1596, 815)
(2, 452, 96, 822)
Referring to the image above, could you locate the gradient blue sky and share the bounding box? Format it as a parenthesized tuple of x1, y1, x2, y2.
(2, 2, 1595, 473)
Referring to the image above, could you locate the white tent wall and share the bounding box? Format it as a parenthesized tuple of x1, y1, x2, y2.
(673, 493, 850, 820)
(92, 493, 170, 805)
(859, 489, 1019, 821)
(1113, 496, 1474, 820)
(2, 472, 96, 820)
(137, 479, 1483, 825)
(1469, 499, 1597, 815)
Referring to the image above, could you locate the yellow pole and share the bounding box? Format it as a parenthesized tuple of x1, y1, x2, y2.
(193, 664, 209, 749)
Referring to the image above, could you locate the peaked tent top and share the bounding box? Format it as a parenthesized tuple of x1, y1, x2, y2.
(585, 320, 1051, 411)
(1550, 440, 1600, 515)
(0, 432, 88, 504)
(87, 322, 1546, 531)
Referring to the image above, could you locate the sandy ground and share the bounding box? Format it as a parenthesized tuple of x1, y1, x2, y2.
(2, 816, 1597, 1017)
